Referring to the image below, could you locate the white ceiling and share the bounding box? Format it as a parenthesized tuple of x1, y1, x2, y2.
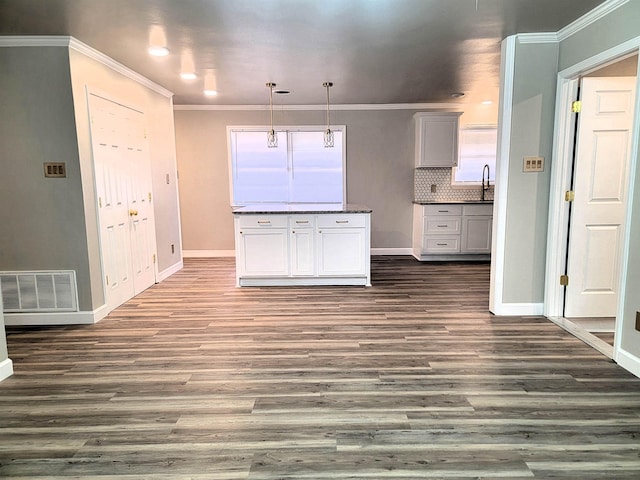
(0, 0, 607, 106)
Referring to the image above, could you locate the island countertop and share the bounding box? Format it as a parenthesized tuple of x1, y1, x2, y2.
(413, 200, 493, 205)
(233, 203, 372, 214)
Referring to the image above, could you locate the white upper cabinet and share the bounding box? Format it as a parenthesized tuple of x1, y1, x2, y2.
(414, 112, 462, 167)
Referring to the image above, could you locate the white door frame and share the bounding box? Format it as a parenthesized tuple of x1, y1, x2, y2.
(544, 40, 640, 358)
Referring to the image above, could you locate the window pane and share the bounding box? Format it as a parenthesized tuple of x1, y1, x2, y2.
(232, 131, 289, 204)
(290, 131, 343, 203)
(230, 128, 345, 205)
(454, 128, 497, 183)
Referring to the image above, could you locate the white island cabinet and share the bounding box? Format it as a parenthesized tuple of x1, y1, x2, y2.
(234, 206, 371, 286)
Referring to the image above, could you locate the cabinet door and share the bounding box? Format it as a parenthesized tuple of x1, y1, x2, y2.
(237, 228, 289, 276)
(415, 113, 461, 167)
(461, 216, 492, 253)
(317, 228, 366, 276)
(290, 228, 315, 276)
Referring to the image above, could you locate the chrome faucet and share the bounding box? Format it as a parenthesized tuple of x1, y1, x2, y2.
(482, 164, 490, 201)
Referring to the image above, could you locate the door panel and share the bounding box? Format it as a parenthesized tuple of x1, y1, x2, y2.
(565, 77, 636, 317)
(89, 93, 156, 311)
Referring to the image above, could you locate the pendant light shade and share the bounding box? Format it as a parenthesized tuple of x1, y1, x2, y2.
(323, 82, 334, 148)
(266, 82, 278, 148)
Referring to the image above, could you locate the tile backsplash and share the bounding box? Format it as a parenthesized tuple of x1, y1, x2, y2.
(414, 168, 494, 202)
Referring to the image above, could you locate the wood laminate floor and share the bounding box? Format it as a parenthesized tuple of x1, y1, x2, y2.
(2, 257, 640, 479)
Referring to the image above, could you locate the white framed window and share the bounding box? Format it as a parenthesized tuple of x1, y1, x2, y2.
(452, 126, 497, 186)
(228, 126, 345, 206)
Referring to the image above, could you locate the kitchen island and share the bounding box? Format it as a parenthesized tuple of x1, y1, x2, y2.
(233, 204, 372, 287)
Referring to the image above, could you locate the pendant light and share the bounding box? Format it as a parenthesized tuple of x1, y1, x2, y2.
(323, 82, 334, 148)
(266, 82, 278, 148)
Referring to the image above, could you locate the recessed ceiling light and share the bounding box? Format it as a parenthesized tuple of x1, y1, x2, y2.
(180, 72, 197, 80)
(204, 89, 218, 97)
(148, 46, 169, 57)
(450, 92, 465, 98)
(481, 100, 493, 105)
(274, 89, 291, 95)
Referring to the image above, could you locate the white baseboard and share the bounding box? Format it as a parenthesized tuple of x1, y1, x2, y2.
(616, 348, 640, 379)
(184, 249, 415, 258)
(0, 358, 13, 382)
(490, 302, 544, 316)
(371, 248, 413, 256)
(4, 303, 109, 326)
(183, 250, 235, 258)
(157, 260, 183, 282)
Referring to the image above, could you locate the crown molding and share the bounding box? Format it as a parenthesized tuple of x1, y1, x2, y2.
(0, 35, 173, 99)
(516, 33, 559, 44)
(0, 35, 70, 47)
(558, 0, 629, 41)
(174, 103, 460, 111)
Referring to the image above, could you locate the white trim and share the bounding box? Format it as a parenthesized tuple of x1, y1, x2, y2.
(0, 35, 173, 98)
(0, 35, 70, 47)
(371, 248, 413, 256)
(557, 0, 630, 41)
(183, 250, 236, 258)
(4, 303, 110, 326)
(559, 37, 640, 79)
(547, 317, 614, 359)
(489, 36, 516, 315)
(544, 78, 579, 318)
(491, 303, 544, 317)
(157, 260, 184, 282)
(615, 53, 640, 360)
(545, 40, 640, 364)
(616, 348, 640, 378)
(516, 33, 559, 44)
(175, 103, 460, 112)
(0, 358, 13, 382)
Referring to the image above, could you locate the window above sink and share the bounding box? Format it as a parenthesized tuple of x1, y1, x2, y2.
(452, 126, 497, 187)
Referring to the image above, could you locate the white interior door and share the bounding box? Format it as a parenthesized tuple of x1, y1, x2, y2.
(121, 108, 156, 295)
(89, 93, 157, 311)
(565, 77, 636, 317)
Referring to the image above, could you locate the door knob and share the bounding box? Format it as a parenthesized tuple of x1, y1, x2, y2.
(129, 209, 138, 216)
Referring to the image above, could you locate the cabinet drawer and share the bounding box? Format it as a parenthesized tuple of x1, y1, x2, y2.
(424, 216, 461, 235)
(317, 214, 367, 228)
(423, 204, 463, 216)
(237, 215, 288, 228)
(290, 215, 315, 228)
(463, 204, 493, 216)
(424, 236, 460, 253)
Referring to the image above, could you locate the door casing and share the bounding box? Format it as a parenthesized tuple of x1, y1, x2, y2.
(545, 46, 640, 362)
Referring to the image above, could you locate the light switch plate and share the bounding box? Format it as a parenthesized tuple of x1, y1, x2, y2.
(523, 156, 544, 172)
(44, 162, 67, 178)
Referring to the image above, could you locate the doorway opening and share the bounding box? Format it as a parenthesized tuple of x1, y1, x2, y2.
(545, 53, 638, 359)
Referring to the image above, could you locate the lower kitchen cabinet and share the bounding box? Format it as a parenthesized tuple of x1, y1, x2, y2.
(413, 203, 493, 261)
(290, 215, 315, 276)
(236, 215, 289, 276)
(234, 212, 371, 286)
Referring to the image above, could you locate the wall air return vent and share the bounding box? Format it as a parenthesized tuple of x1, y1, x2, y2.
(0, 271, 78, 313)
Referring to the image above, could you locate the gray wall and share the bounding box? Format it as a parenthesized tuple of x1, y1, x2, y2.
(174, 108, 422, 251)
(0, 46, 94, 310)
(559, 2, 640, 71)
(0, 44, 183, 314)
(502, 41, 559, 304)
(0, 294, 8, 364)
(69, 48, 183, 295)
